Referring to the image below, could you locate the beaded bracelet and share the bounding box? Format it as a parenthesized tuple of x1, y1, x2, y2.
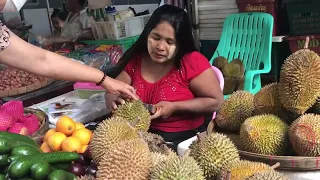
(96, 73, 107, 86)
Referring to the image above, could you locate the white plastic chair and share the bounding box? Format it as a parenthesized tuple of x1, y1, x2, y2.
(177, 66, 224, 156)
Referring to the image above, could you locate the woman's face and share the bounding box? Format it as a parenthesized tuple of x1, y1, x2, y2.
(52, 17, 64, 31)
(147, 21, 177, 64)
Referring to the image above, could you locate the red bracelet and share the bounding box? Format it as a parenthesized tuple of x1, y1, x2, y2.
(96, 73, 107, 86)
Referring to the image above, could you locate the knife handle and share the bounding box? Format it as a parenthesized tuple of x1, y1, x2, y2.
(144, 103, 157, 115)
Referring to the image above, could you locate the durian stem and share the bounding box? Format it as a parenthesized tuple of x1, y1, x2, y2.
(183, 149, 191, 157)
(206, 120, 215, 135)
(131, 116, 141, 127)
(196, 132, 203, 142)
(270, 162, 280, 169)
(304, 36, 310, 49)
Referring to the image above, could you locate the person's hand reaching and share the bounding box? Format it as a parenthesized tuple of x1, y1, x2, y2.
(102, 76, 138, 103)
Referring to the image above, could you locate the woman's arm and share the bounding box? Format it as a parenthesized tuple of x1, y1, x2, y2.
(0, 30, 138, 99)
(173, 68, 224, 113)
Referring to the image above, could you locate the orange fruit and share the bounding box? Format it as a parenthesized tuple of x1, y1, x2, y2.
(40, 142, 51, 153)
(47, 132, 67, 151)
(78, 145, 88, 153)
(61, 136, 81, 153)
(56, 116, 76, 136)
(43, 129, 56, 142)
(71, 128, 93, 146)
(75, 122, 85, 130)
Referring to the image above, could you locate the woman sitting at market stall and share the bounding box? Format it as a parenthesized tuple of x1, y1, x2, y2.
(0, 0, 138, 100)
(105, 4, 224, 151)
(43, 0, 93, 46)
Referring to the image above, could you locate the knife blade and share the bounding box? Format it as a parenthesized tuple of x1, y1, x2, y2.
(143, 103, 157, 115)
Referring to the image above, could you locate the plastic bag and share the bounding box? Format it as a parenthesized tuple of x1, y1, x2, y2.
(71, 93, 110, 124)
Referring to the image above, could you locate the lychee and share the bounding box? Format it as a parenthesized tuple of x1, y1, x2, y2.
(0, 111, 14, 131)
(8, 123, 29, 135)
(19, 114, 40, 135)
(2, 100, 24, 122)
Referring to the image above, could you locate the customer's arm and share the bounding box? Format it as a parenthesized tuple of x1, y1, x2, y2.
(0, 29, 138, 99)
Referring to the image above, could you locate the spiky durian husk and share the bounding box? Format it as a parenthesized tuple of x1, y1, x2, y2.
(278, 48, 320, 115)
(90, 116, 140, 164)
(240, 114, 289, 155)
(216, 91, 254, 132)
(289, 113, 320, 156)
(151, 151, 177, 168)
(113, 100, 151, 131)
(138, 131, 173, 155)
(150, 155, 205, 180)
(219, 160, 272, 180)
(78, 175, 96, 180)
(254, 83, 295, 123)
(189, 133, 240, 178)
(246, 170, 289, 180)
(96, 139, 152, 180)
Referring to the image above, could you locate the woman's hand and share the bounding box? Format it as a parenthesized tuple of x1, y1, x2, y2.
(105, 95, 127, 112)
(102, 76, 138, 103)
(150, 101, 177, 120)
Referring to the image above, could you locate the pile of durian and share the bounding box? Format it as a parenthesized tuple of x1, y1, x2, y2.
(213, 54, 245, 95)
(215, 37, 320, 159)
(77, 99, 288, 180)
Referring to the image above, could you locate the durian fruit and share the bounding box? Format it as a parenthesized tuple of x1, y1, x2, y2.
(246, 170, 289, 180)
(150, 154, 205, 180)
(253, 83, 294, 123)
(139, 131, 172, 155)
(223, 77, 237, 95)
(151, 151, 177, 168)
(213, 55, 228, 70)
(219, 160, 272, 180)
(113, 100, 151, 131)
(289, 113, 320, 156)
(230, 58, 245, 75)
(78, 175, 95, 180)
(278, 37, 320, 115)
(90, 116, 140, 164)
(96, 139, 152, 180)
(240, 114, 289, 155)
(216, 91, 255, 132)
(222, 63, 242, 78)
(189, 132, 240, 178)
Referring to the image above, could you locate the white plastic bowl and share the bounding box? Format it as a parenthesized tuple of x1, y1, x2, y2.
(177, 135, 198, 156)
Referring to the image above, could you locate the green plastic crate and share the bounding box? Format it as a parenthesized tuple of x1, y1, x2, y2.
(81, 36, 139, 51)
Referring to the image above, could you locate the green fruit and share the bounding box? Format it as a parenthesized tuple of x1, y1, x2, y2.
(90, 116, 140, 164)
(150, 155, 204, 180)
(254, 83, 296, 123)
(189, 133, 240, 178)
(0, 139, 10, 154)
(213, 56, 228, 70)
(246, 170, 289, 180)
(216, 90, 254, 132)
(96, 139, 152, 180)
(220, 160, 272, 180)
(31, 162, 52, 180)
(279, 48, 320, 114)
(113, 100, 151, 131)
(289, 113, 320, 156)
(11, 145, 42, 156)
(48, 170, 77, 180)
(0, 132, 37, 146)
(240, 114, 289, 155)
(0, 154, 9, 166)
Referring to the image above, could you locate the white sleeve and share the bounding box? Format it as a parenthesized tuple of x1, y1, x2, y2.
(79, 13, 92, 29)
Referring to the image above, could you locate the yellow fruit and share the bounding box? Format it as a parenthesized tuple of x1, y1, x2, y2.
(47, 132, 67, 151)
(78, 145, 88, 154)
(72, 128, 93, 146)
(75, 122, 85, 130)
(61, 136, 82, 153)
(40, 142, 51, 153)
(56, 115, 76, 136)
(43, 129, 56, 142)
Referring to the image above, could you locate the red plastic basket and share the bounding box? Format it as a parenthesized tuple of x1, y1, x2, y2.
(286, 35, 320, 54)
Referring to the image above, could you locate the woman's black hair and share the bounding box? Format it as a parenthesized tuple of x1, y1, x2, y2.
(78, 0, 88, 7)
(51, 9, 69, 21)
(116, 4, 197, 73)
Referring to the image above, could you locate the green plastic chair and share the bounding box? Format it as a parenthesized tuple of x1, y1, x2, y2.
(209, 12, 274, 99)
